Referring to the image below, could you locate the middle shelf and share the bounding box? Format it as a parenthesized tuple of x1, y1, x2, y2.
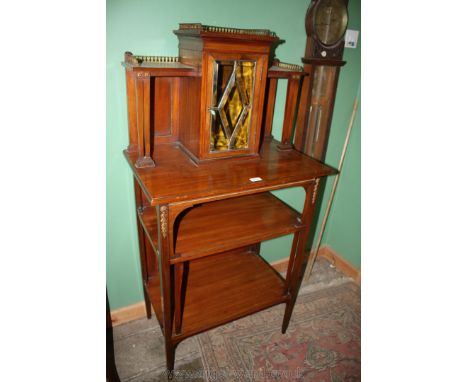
(138, 192, 304, 263)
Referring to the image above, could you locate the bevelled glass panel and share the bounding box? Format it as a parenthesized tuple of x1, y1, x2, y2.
(209, 60, 256, 152)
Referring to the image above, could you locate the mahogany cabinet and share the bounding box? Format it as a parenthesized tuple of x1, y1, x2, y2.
(121, 23, 336, 375)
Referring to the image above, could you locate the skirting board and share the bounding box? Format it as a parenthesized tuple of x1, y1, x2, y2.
(272, 246, 360, 284)
(110, 301, 147, 327)
(317, 246, 361, 285)
(110, 246, 360, 326)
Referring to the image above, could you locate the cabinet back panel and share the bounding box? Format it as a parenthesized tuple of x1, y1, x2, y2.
(178, 76, 201, 157)
(152, 77, 179, 144)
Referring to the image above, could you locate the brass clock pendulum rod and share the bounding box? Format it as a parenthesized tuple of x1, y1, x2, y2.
(311, 67, 325, 154)
(304, 84, 360, 281)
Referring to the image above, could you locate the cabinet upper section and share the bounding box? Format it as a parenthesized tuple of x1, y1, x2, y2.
(123, 23, 304, 167)
(174, 24, 279, 161)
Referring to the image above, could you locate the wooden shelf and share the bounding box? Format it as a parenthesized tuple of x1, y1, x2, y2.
(138, 192, 303, 263)
(125, 139, 337, 206)
(146, 248, 288, 341)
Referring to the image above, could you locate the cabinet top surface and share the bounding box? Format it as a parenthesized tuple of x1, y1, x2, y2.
(125, 139, 336, 206)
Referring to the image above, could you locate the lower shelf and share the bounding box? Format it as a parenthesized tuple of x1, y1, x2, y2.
(146, 248, 289, 341)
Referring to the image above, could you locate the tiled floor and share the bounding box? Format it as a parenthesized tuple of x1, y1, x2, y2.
(112, 257, 355, 381)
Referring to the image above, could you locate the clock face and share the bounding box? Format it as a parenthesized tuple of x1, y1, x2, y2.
(313, 0, 348, 46)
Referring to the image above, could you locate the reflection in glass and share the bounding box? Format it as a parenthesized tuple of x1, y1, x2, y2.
(209, 60, 256, 151)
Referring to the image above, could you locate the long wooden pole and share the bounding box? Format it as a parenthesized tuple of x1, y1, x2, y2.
(304, 86, 360, 281)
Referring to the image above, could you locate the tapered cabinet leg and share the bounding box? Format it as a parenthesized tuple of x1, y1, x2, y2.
(173, 263, 185, 335)
(282, 303, 294, 334)
(133, 179, 152, 320)
(282, 231, 306, 333)
(284, 233, 299, 288)
(143, 286, 152, 319)
(165, 341, 177, 377)
(157, 204, 175, 374)
(158, 203, 194, 374)
(282, 179, 320, 334)
(282, 231, 300, 333)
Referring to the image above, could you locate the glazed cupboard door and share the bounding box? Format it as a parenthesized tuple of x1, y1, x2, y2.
(200, 53, 269, 160)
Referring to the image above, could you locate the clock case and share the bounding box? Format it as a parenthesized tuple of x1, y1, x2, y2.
(305, 0, 349, 60)
(123, 23, 304, 167)
(295, 0, 349, 160)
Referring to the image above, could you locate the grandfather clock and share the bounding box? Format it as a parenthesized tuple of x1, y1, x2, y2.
(295, 0, 349, 160)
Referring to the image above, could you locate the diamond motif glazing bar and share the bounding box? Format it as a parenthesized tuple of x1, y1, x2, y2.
(209, 60, 256, 152)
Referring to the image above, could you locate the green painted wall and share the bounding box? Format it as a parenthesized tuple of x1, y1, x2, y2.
(107, 0, 361, 309)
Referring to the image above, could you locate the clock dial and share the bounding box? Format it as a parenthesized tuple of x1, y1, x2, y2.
(313, 0, 348, 46)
